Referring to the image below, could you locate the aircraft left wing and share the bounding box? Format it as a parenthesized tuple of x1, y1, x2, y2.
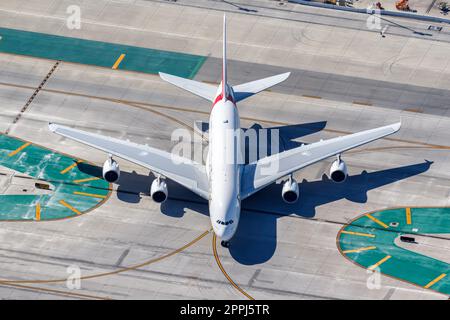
(49, 123, 210, 200)
(240, 122, 401, 199)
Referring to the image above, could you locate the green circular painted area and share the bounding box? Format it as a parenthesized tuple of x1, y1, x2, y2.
(338, 207, 450, 296)
(0, 134, 111, 220)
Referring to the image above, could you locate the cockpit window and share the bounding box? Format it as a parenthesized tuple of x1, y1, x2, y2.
(216, 219, 234, 226)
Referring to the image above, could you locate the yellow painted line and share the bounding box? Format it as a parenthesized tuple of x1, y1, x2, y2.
(341, 230, 375, 238)
(368, 255, 392, 271)
(8, 142, 31, 157)
(353, 101, 372, 106)
(343, 246, 376, 254)
(366, 214, 389, 229)
(73, 191, 106, 199)
(73, 177, 101, 184)
(406, 207, 412, 225)
(112, 54, 126, 70)
(59, 200, 82, 215)
(60, 160, 83, 174)
(302, 94, 322, 99)
(424, 273, 446, 289)
(212, 233, 255, 300)
(35, 203, 41, 221)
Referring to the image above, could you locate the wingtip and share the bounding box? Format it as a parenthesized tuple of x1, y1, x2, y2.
(48, 122, 58, 132)
(158, 72, 170, 81)
(389, 121, 401, 132)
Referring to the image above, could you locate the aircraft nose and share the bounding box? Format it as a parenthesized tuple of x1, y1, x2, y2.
(210, 197, 240, 241)
(213, 224, 234, 241)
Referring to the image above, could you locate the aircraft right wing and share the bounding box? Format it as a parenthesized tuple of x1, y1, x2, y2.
(240, 122, 401, 199)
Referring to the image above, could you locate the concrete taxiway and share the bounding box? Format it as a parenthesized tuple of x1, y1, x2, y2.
(0, 0, 449, 299)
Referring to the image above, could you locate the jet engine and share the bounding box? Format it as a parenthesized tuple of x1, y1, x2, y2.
(102, 157, 120, 183)
(282, 177, 299, 203)
(330, 155, 348, 183)
(150, 178, 168, 203)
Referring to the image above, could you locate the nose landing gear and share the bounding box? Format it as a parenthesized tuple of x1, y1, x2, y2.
(221, 240, 230, 248)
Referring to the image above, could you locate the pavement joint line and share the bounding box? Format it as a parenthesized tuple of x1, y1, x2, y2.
(59, 200, 82, 215)
(35, 203, 41, 221)
(0, 281, 110, 300)
(368, 255, 392, 271)
(60, 160, 84, 174)
(341, 230, 375, 238)
(73, 191, 107, 199)
(366, 214, 389, 229)
(7, 142, 31, 157)
(406, 207, 412, 225)
(112, 53, 126, 70)
(424, 273, 447, 289)
(343, 246, 377, 254)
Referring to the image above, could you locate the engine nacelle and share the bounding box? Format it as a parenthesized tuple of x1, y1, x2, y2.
(102, 157, 120, 183)
(150, 178, 168, 203)
(282, 178, 299, 203)
(330, 156, 348, 183)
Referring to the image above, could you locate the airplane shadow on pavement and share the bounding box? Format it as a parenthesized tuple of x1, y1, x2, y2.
(233, 160, 433, 265)
(77, 122, 433, 265)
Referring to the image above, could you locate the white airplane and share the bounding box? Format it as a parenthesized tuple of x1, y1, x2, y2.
(49, 15, 401, 247)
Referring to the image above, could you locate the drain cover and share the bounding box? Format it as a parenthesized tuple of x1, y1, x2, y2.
(428, 25, 443, 31)
(390, 222, 399, 227)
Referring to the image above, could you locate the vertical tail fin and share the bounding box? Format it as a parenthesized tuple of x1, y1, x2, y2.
(222, 14, 228, 101)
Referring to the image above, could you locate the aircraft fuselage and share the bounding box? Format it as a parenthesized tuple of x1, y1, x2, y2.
(207, 86, 241, 241)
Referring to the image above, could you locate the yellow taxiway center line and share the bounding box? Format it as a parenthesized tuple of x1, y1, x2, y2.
(60, 160, 83, 174)
(112, 54, 126, 70)
(343, 246, 376, 254)
(341, 230, 375, 238)
(368, 255, 392, 271)
(73, 191, 106, 199)
(212, 233, 255, 300)
(424, 273, 446, 289)
(8, 142, 31, 157)
(59, 200, 82, 215)
(73, 177, 100, 184)
(406, 207, 412, 225)
(35, 203, 41, 221)
(366, 214, 389, 229)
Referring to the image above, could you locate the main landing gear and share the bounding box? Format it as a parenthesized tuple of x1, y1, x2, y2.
(221, 240, 230, 248)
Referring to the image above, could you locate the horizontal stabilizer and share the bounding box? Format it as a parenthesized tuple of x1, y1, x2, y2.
(232, 72, 290, 102)
(159, 72, 217, 102)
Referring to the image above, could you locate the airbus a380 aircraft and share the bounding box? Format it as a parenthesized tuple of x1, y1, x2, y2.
(49, 15, 401, 247)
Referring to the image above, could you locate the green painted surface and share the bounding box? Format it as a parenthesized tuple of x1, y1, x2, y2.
(338, 208, 450, 295)
(0, 134, 110, 220)
(0, 27, 206, 78)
